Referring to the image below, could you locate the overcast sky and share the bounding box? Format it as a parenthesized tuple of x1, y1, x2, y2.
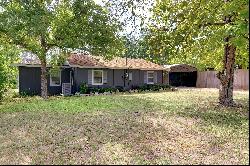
(94, 0, 154, 39)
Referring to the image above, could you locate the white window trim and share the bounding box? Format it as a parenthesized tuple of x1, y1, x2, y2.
(50, 70, 61, 87)
(147, 71, 154, 84)
(92, 70, 104, 85)
(70, 71, 73, 85)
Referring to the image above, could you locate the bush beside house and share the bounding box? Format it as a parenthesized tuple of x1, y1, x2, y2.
(79, 82, 172, 95)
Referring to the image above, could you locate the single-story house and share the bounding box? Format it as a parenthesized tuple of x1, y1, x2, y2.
(13, 53, 170, 95)
(163, 64, 197, 87)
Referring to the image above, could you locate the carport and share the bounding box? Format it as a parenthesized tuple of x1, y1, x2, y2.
(164, 64, 197, 87)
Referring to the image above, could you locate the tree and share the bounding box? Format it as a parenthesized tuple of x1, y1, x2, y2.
(148, 0, 249, 106)
(0, 0, 123, 99)
(0, 44, 19, 100)
(122, 35, 168, 64)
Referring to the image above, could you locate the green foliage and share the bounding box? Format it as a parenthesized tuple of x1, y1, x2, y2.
(0, 63, 7, 99)
(136, 84, 171, 92)
(147, 0, 249, 70)
(0, 0, 124, 97)
(115, 86, 125, 92)
(0, 0, 124, 57)
(122, 35, 167, 65)
(85, 87, 116, 94)
(19, 91, 36, 97)
(104, 0, 155, 38)
(0, 44, 19, 100)
(78, 84, 171, 95)
(80, 82, 88, 94)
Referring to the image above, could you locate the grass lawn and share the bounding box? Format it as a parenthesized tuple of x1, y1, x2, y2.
(0, 88, 249, 165)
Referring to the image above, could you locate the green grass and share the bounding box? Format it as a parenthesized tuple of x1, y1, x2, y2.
(0, 88, 249, 165)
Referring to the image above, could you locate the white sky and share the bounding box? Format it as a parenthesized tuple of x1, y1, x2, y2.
(94, 0, 153, 38)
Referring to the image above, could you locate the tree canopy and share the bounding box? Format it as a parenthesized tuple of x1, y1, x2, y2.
(0, 44, 19, 99)
(146, 0, 249, 70)
(0, 0, 124, 59)
(0, 0, 124, 98)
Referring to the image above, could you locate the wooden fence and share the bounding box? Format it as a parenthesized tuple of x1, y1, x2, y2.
(196, 69, 249, 90)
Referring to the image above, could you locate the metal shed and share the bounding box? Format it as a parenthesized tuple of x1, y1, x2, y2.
(164, 64, 197, 87)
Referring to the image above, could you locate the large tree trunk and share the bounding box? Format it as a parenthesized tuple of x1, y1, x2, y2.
(41, 60, 48, 99)
(216, 37, 236, 107)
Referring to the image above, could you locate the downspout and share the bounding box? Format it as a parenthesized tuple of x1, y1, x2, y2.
(124, 55, 128, 88)
(123, 69, 126, 87)
(113, 69, 115, 87)
(71, 67, 74, 93)
(162, 70, 164, 84)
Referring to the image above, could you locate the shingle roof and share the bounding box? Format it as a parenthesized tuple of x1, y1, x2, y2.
(14, 52, 166, 70)
(68, 53, 165, 70)
(163, 64, 197, 72)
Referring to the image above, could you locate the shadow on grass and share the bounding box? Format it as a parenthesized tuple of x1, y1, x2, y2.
(0, 95, 170, 164)
(0, 94, 249, 165)
(174, 98, 249, 130)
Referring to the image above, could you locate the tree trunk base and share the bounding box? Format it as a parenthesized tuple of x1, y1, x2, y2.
(218, 85, 236, 107)
(41, 62, 48, 99)
(218, 99, 237, 107)
(216, 41, 236, 108)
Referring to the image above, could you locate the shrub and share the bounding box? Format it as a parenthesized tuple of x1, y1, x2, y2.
(135, 84, 171, 92)
(151, 84, 160, 91)
(0, 65, 8, 100)
(19, 90, 37, 97)
(79, 84, 171, 95)
(80, 82, 88, 94)
(131, 85, 140, 90)
(115, 86, 125, 92)
(159, 84, 171, 90)
(91, 88, 99, 93)
(105, 88, 114, 93)
(98, 88, 106, 93)
(110, 87, 117, 93)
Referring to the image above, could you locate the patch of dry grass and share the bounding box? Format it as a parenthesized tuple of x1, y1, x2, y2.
(0, 89, 248, 165)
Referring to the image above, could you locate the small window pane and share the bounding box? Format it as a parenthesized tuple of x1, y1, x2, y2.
(50, 71, 61, 86)
(129, 72, 132, 80)
(147, 71, 154, 84)
(93, 70, 103, 84)
(148, 73, 154, 78)
(148, 78, 154, 83)
(94, 71, 102, 77)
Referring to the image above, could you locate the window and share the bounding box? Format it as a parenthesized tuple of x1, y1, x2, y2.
(147, 71, 154, 84)
(50, 70, 61, 86)
(129, 72, 132, 81)
(92, 70, 103, 85)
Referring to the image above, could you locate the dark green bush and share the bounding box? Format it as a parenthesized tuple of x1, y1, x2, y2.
(19, 90, 37, 97)
(98, 88, 105, 93)
(115, 86, 125, 92)
(79, 84, 171, 95)
(80, 82, 88, 94)
(136, 84, 171, 92)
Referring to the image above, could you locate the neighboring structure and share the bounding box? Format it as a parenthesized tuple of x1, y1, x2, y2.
(13, 53, 169, 95)
(164, 64, 197, 87)
(196, 69, 249, 90)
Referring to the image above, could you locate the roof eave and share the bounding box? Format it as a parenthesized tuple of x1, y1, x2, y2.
(10, 63, 71, 68)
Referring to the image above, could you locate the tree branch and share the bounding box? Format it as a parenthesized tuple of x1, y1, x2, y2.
(9, 39, 29, 50)
(47, 43, 58, 49)
(243, 34, 249, 40)
(40, 35, 48, 51)
(198, 22, 235, 28)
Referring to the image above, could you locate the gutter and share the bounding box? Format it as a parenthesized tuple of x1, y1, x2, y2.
(11, 64, 169, 71)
